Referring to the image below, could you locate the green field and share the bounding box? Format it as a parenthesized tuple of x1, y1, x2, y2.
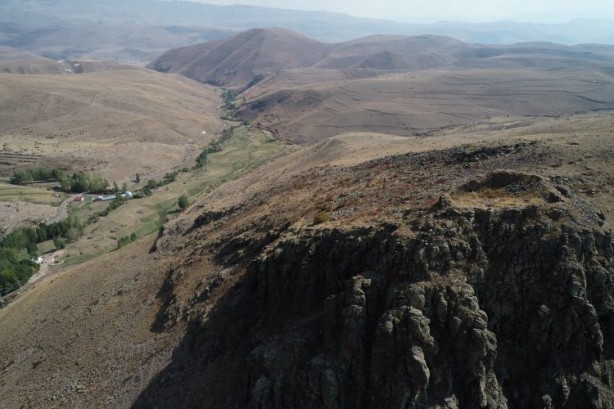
(60, 126, 287, 266)
(0, 179, 64, 205)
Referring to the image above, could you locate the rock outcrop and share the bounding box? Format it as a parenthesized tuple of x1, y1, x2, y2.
(134, 200, 614, 409)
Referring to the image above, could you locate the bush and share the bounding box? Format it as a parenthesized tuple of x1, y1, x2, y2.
(313, 211, 330, 225)
(178, 195, 189, 210)
(0, 269, 20, 295)
(116, 232, 138, 250)
(53, 237, 66, 249)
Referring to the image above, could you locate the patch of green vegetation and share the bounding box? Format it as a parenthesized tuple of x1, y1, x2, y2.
(133, 199, 176, 238)
(178, 195, 188, 210)
(10, 168, 110, 194)
(38, 125, 287, 271)
(59, 249, 107, 268)
(10, 167, 66, 185)
(137, 171, 178, 197)
(219, 88, 238, 119)
(0, 179, 63, 205)
(88, 196, 127, 223)
(0, 248, 38, 295)
(116, 232, 137, 250)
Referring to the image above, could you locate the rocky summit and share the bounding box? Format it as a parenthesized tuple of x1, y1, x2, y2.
(129, 134, 614, 409)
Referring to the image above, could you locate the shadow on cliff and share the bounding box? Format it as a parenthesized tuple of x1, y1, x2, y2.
(132, 271, 255, 409)
(133, 212, 614, 409)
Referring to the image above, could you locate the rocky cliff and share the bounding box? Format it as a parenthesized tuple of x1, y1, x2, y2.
(133, 168, 614, 408)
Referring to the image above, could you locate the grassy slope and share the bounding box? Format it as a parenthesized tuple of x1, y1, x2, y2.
(59, 126, 287, 267)
(0, 70, 224, 181)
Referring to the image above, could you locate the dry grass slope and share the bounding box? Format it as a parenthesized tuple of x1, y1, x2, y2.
(0, 69, 225, 180)
(0, 111, 613, 407)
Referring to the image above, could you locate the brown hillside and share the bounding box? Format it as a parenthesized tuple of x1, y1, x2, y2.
(0, 69, 224, 180)
(150, 28, 614, 144)
(238, 67, 614, 143)
(148, 30, 480, 89)
(315, 34, 469, 70)
(0, 112, 613, 407)
(148, 28, 329, 88)
(0, 46, 140, 75)
(150, 28, 614, 92)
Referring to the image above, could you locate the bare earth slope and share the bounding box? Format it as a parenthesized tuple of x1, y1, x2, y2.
(0, 46, 138, 75)
(0, 112, 613, 408)
(150, 28, 614, 143)
(148, 28, 330, 88)
(240, 68, 614, 143)
(0, 69, 224, 180)
(150, 28, 614, 92)
(148, 30, 475, 89)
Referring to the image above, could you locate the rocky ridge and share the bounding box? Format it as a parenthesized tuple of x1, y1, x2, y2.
(133, 142, 614, 408)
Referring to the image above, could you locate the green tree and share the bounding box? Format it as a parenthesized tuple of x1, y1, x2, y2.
(0, 269, 20, 294)
(53, 237, 66, 250)
(25, 241, 38, 258)
(178, 195, 189, 210)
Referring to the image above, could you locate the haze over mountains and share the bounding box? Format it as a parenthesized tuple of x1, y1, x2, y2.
(2, 0, 614, 63)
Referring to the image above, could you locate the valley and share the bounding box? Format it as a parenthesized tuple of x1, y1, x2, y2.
(1, 108, 613, 408)
(0, 17, 613, 409)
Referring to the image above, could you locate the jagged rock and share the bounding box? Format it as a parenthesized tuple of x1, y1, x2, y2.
(134, 201, 614, 409)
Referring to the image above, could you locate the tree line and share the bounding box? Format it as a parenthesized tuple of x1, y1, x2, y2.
(0, 216, 84, 295)
(0, 248, 38, 295)
(138, 171, 178, 197)
(10, 167, 66, 185)
(194, 126, 236, 169)
(10, 167, 110, 193)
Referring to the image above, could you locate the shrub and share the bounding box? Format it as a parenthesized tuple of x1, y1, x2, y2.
(313, 211, 330, 225)
(178, 195, 189, 210)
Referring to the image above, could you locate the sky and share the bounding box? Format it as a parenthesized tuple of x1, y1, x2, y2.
(190, 0, 614, 22)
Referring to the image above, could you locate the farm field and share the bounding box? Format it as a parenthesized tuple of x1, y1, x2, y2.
(0, 179, 65, 234)
(56, 126, 288, 266)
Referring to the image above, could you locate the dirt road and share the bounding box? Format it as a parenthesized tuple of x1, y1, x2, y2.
(46, 197, 70, 225)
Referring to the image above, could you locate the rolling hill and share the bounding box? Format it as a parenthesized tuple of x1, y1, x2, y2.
(150, 28, 614, 143)
(148, 30, 476, 89)
(148, 28, 329, 88)
(0, 69, 224, 180)
(1, 111, 613, 408)
(1, 6, 614, 409)
(3, 0, 614, 49)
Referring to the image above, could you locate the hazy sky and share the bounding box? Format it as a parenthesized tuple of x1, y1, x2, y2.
(191, 0, 614, 22)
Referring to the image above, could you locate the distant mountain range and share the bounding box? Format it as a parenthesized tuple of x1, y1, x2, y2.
(149, 27, 614, 90)
(147, 28, 614, 143)
(1, 0, 614, 63)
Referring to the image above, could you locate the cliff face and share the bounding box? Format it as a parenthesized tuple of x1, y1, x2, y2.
(134, 196, 614, 408)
